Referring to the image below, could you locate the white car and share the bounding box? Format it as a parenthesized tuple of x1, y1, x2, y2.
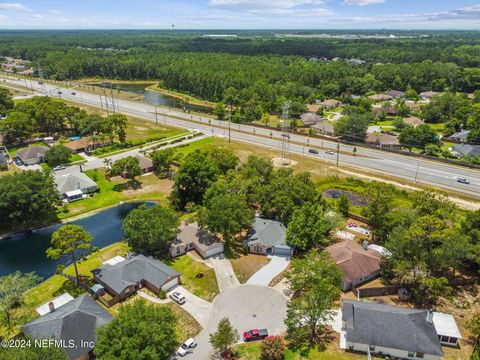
(325, 150, 335, 155)
(177, 338, 197, 356)
(170, 291, 186, 305)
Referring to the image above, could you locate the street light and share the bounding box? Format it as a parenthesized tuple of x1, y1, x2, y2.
(414, 154, 423, 183)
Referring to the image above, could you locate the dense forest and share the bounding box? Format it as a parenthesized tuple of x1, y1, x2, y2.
(1, 31, 479, 113)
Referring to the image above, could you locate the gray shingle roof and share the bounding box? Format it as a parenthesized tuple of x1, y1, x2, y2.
(453, 143, 480, 157)
(247, 217, 288, 248)
(17, 146, 48, 161)
(342, 300, 443, 356)
(54, 172, 97, 194)
(21, 295, 112, 360)
(95, 255, 180, 294)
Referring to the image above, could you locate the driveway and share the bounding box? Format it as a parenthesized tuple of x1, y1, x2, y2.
(208, 254, 240, 292)
(183, 285, 288, 359)
(168, 286, 213, 328)
(246, 255, 290, 286)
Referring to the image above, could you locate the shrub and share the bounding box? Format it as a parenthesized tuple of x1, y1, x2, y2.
(261, 336, 285, 360)
(159, 289, 167, 299)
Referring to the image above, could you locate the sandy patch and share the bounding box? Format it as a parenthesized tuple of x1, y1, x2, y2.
(272, 157, 298, 167)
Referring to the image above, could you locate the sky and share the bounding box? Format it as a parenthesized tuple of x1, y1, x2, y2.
(0, 0, 479, 30)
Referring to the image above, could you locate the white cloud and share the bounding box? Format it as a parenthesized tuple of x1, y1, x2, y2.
(209, 0, 330, 16)
(342, 0, 385, 6)
(0, 2, 31, 12)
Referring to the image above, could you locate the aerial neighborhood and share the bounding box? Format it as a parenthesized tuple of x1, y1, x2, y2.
(0, 14, 480, 360)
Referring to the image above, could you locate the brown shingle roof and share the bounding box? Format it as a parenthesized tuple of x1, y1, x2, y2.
(318, 99, 342, 107)
(17, 146, 48, 161)
(403, 117, 424, 126)
(326, 240, 381, 285)
(365, 133, 400, 146)
(311, 121, 334, 134)
(135, 155, 154, 170)
(300, 113, 322, 126)
(369, 94, 393, 102)
(307, 104, 321, 113)
(65, 137, 110, 152)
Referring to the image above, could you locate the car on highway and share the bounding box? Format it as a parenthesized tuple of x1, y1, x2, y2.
(308, 148, 319, 154)
(169, 291, 186, 305)
(243, 329, 269, 342)
(53, 165, 66, 171)
(457, 177, 470, 184)
(71, 92, 76, 95)
(325, 150, 335, 155)
(177, 338, 197, 356)
(57, 91, 62, 95)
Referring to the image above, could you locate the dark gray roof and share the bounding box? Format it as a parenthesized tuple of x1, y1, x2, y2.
(449, 130, 470, 142)
(21, 295, 112, 360)
(247, 217, 289, 249)
(54, 172, 97, 194)
(0, 152, 7, 164)
(453, 143, 480, 157)
(342, 300, 443, 356)
(95, 254, 180, 294)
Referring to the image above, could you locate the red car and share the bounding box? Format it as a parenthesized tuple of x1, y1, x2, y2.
(243, 329, 268, 342)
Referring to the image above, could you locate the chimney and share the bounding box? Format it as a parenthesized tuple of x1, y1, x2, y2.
(426, 309, 434, 324)
(362, 240, 369, 250)
(77, 181, 81, 190)
(48, 301, 55, 313)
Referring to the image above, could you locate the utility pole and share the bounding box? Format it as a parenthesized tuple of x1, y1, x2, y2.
(100, 95, 104, 111)
(228, 103, 232, 143)
(280, 101, 291, 166)
(414, 155, 422, 183)
(155, 105, 158, 124)
(336, 137, 341, 167)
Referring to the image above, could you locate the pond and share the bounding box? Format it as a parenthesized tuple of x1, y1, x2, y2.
(0, 202, 150, 280)
(90, 82, 211, 114)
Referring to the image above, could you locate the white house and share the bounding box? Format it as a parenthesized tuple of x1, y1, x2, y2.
(54, 172, 98, 201)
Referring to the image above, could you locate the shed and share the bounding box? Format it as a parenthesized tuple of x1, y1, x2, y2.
(65, 189, 84, 202)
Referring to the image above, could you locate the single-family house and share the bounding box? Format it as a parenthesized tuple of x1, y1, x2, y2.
(342, 300, 444, 360)
(245, 217, 293, 256)
(16, 145, 49, 165)
(311, 121, 335, 136)
(369, 93, 393, 102)
(325, 240, 382, 291)
(420, 91, 440, 100)
(54, 172, 98, 201)
(21, 295, 112, 360)
(365, 133, 401, 149)
(307, 104, 321, 113)
(373, 106, 398, 116)
(385, 90, 405, 99)
(300, 113, 323, 126)
(317, 99, 343, 108)
(449, 130, 470, 143)
(403, 117, 425, 127)
(135, 154, 155, 174)
(170, 222, 224, 259)
(92, 255, 180, 303)
(66, 137, 111, 153)
(452, 144, 480, 157)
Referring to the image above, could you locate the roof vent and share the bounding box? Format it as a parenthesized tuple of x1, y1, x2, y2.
(362, 240, 369, 250)
(426, 309, 434, 324)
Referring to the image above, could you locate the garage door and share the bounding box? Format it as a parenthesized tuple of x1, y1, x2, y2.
(162, 277, 179, 291)
(273, 245, 292, 257)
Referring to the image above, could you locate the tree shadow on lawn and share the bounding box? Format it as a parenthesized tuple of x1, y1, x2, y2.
(286, 327, 336, 357)
(112, 179, 142, 192)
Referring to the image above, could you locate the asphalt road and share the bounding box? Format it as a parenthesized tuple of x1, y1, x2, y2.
(3, 76, 480, 198)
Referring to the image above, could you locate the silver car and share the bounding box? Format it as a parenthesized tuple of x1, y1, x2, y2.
(170, 291, 186, 305)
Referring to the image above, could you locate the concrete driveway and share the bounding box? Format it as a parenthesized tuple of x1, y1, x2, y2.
(183, 285, 288, 359)
(168, 286, 213, 328)
(208, 254, 240, 292)
(246, 255, 290, 286)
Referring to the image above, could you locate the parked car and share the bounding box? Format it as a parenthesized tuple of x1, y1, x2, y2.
(308, 149, 319, 154)
(14, 158, 23, 166)
(177, 338, 197, 356)
(243, 329, 268, 342)
(325, 150, 335, 155)
(457, 177, 470, 184)
(170, 291, 186, 305)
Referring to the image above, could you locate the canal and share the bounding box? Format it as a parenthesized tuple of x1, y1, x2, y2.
(0, 202, 149, 279)
(91, 82, 211, 113)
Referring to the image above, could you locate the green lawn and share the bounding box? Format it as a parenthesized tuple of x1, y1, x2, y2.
(1, 242, 128, 339)
(59, 169, 171, 219)
(234, 343, 368, 360)
(173, 137, 225, 158)
(165, 255, 219, 302)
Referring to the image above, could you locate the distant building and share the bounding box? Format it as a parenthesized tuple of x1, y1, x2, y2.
(307, 104, 321, 113)
(369, 94, 393, 102)
(311, 121, 335, 136)
(16, 146, 49, 165)
(365, 133, 401, 149)
(65, 137, 111, 153)
(300, 113, 323, 126)
(420, 91, 440, 100)
(403, 117, 425, 127)
(449, 130, 470, 143)
(317, 99, 343, 108)
(21, 295, 112, 360)
(452, 144, 480, 157)
(385, 90, 405, 99)
(325, 240, 382, 291)
(373, 106, 397, 116)
(342, 300, 446, 360)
